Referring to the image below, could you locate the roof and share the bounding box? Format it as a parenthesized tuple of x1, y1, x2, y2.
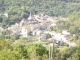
(22, 25, 31, 31)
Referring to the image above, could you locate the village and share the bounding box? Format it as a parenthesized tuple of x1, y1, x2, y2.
(0, 13, 76, 47)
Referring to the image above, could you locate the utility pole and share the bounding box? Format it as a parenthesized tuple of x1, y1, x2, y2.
(49, 46, 51, 60)
(51, 45, 53, 60)
(52, 39, 54, 60)
(49, 40, 54, 60)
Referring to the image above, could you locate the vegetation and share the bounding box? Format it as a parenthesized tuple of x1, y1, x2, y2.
(0, 0, 80, 60)
(0, 0, 79, 17)
(0, 39, 80, 60)
(55, 11, 80, 42)
(0, 0, 80, 28)
(0, 39, 48, 60)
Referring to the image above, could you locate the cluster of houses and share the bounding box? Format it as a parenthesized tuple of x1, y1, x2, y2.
(0, 13, 76, 47)
(7, 13, 58, 41)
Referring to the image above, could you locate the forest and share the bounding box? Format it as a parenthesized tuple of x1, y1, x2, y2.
(0, 0, 80, 28)
(0, 0, 80, 16)
(0, 39, 80, 60)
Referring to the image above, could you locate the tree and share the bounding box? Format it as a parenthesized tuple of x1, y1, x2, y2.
(27, 44, 48, 60)
(13, 45, 28, 59)
(0, 39, 11, 50)
(0, 0, 4, 5)
(0, 49, 18, 60)
(46, 34, 52, 39)
(0, 16, 3, 23)
(21, 11, 29, 19)
(10, 14, 21, 23)
(1, 17, 10, 28)
(75, 45, 80, 60)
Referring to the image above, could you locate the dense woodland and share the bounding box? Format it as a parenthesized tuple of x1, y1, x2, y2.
(0, 0, 80, 27)
(0, 39, 80, 60)
(0, 0, 80, 16)
(0, 0, 80, 60)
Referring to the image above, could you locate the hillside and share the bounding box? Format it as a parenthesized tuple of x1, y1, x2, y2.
(0, 0, 80, 60)
(0, 0, 80, 17)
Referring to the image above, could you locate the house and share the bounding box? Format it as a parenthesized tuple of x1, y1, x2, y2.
(35, 34, 46, 42)
(7, 23, 20, 35)
(50, 23, 56, 27)
(47, 17, 53, 22)
(36, 30, 43, 35)
(3, 13, 8, 18)
(33, 15, 40, 21)
(0, 27, 3, 31)
(36, 30, 43, 36)
(69, 42, 77, 47)
(20, 25, 31, 37)
(29, 24, 39, 31)
(62, 30, 70, 35)
(20, 19, 27, 27)
(32, 29, 43, 36)
(39, 21, 48, 30)
(53, 33, 67, 42)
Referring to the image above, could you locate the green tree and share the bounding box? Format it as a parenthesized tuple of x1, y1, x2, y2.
(0, 39, 11, 50)
(0, 16, 3, 23)
(0, 0, 4, 5)
(27, 44, 48, 60)
(75, 45, 80, 60)
(21, 11, 29, 19)
(2, 17, 10, 28)
(0, 49, 18, 60)
(13, 45, 28, 59)
(46, 34, 52, 39)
